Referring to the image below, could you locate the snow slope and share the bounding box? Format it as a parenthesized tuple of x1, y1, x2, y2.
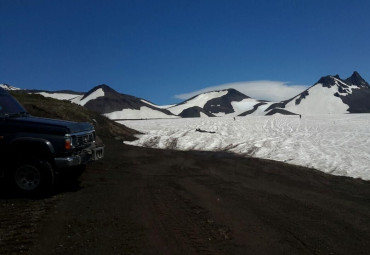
(278, 72, 370, 115)
(140, 99, 175, 109)
(35, 89, 104, 106)
(104, 106, 178, 119)
(284, 79, 352, 114)
(77, 88, 105, 106)
(36, 92, 81, 101)
(231, 99, 274, 116)
(122, 114, 370, 180)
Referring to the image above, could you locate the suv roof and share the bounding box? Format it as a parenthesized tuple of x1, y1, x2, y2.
(0, 87, 27, 116)
(0, 87, 8, 95)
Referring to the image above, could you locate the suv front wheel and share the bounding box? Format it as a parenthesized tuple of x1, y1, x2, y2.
(13, 160, 55, 196)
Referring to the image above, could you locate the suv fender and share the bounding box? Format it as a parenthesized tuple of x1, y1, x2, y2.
(8, 138, 55, 164)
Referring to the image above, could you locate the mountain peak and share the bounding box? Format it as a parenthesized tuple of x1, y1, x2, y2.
(225, 88, 250, 99)
(345, 71, 369, 87)
(93, 84, 114, 91)
(85, 84, 119, 96)
(316, 75, 336, 88)
(81, 84, 114, 102)
(351, 71, 362, 79)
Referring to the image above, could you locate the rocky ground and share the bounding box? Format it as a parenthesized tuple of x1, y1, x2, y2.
(1, 138, 370, 255)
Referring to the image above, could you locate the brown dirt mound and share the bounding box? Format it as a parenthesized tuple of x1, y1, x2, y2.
(11, 91, 139, 141)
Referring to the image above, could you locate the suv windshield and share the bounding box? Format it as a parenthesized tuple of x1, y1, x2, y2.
(0, 89, 27, 117)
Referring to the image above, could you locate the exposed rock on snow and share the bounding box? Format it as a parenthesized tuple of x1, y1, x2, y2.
(179, 106, 215, 118)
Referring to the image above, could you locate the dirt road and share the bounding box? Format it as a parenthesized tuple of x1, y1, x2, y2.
(1, 139, 370, 254)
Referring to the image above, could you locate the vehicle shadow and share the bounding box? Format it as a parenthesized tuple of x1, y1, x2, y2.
(0, 178, 83, 199)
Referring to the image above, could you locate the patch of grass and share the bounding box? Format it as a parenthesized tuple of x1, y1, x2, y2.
(11, 91, 139, 141)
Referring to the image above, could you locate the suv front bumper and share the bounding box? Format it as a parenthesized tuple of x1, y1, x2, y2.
(54, 146, 104, 168)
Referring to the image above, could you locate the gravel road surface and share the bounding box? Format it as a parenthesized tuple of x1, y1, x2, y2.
(1, 139, 370, 254)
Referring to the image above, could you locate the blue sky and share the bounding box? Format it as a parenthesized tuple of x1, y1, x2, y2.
(1, 0, 369, 104)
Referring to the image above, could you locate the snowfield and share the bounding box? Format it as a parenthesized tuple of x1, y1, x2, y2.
(121, 114, 370, 180)
(104, 106, 178, 120)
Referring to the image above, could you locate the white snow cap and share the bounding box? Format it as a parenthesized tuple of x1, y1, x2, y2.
(0, 84, 20, 90)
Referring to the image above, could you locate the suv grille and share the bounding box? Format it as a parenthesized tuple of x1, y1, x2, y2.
(72, 132, 95, 147)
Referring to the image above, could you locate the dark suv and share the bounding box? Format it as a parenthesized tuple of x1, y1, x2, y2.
(0, 87, 104, 195)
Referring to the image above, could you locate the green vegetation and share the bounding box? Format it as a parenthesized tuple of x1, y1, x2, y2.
(11, 91, 138, 141)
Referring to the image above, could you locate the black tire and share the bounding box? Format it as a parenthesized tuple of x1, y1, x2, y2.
(12, 160, 55, 196)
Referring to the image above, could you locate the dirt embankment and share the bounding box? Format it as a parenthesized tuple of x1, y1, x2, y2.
(12, 91, 139, 140)
(1, 138, 370, 255)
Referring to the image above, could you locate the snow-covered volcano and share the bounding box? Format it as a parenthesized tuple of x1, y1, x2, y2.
(167, 88, 273, 117)
(267, 71, 370, 115)
(75, 85, 176, 119)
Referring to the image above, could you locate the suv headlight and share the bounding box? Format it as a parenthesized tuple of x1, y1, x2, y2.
(65, 135, 73, 150)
